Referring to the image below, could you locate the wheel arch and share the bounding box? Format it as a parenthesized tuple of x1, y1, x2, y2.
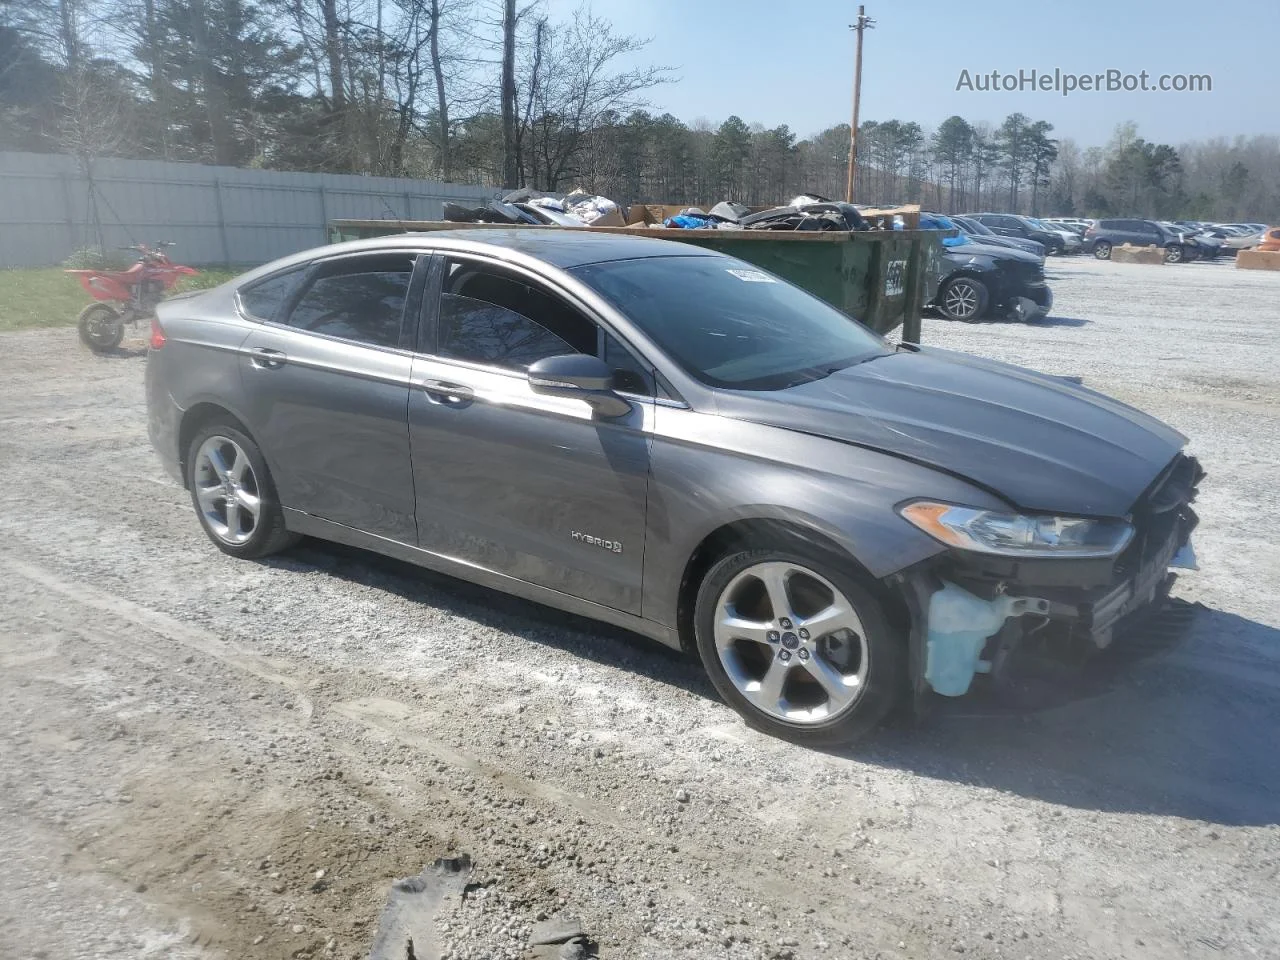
(177, 402, 254, 488)
(674, 516, 908, 656)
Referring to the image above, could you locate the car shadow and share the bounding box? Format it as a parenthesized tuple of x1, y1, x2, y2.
(268, 542, 1280, 827)
(266, 539, 715, 697)
(846, 602, 1280, 827)
(1029, 314, 1089, 327)
(96, 344, 148, 359)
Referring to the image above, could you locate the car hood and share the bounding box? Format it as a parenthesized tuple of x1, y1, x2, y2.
(960, 234, 1034, 254)
(944, 242, 1041, 266)
(717, 346, 1185, 517)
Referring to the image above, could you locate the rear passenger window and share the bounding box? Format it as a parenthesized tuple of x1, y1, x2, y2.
(285, 254, 414, 348)
(239, 266, 306, 321)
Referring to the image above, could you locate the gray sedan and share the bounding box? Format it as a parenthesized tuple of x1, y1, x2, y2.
(146, 230, 1201, 744)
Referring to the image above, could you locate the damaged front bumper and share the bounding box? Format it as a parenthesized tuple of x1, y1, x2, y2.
(1007, 283, 1053, 322)
(894, 454, 1203, 699)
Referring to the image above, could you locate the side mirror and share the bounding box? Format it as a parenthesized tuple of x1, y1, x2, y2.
(527, 354, 631, 419)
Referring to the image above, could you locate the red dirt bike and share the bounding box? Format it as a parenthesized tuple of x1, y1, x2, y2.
(67, 242, 199, 353)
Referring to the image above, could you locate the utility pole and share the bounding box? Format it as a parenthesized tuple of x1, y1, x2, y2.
(845, 5, 875, 203)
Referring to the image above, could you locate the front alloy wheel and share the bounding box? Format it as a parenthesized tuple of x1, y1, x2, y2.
(939, 276, 989, 322)
(695, 548, 903, 744)
(713, 561, 869, 723)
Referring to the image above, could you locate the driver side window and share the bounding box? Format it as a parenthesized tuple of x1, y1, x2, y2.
(435, 259, 659, 397)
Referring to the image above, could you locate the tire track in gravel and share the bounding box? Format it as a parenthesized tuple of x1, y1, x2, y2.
(0, 553, 317, 718)
(0, 550, 878, 935)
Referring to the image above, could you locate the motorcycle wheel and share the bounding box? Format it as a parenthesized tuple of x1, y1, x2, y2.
(77, 303, 125, 353)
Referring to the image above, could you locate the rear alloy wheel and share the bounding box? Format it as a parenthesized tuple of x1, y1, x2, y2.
(77, 303, 124, 353)
(938, 276, 989, 322)
(1164, 244, 1184, 263)
(1092, 241, 1112, 260)
(695, 549, 903, 745)
(186, 422, 298, 559)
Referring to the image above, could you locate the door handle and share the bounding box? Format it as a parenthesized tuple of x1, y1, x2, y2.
(249, 347, 287, 370)
(420, 379, 474, 405)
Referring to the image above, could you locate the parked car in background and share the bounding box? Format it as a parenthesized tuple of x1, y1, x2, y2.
(920, 214, 1053, 323)
(1084, 219, 1201, 263)
(146, 230, 1199, 744)
(1042, 218, 1091, 236)
(1161, 222, 1225, 259)
(1027, 217, 1084, 254)
(965, 214, 1067, 255)
(1222, 227, 1266, 253)
(950, 215, 1046, 257)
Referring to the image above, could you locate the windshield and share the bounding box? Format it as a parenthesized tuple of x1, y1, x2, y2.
(957, 216, 995, 236)
(571, 255, 889, 391)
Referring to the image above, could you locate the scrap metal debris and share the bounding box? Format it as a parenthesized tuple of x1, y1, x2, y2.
(527, 914, 596, 959)
(368, 855, 472, 960)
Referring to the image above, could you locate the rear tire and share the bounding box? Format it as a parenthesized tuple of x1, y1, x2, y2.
(77, 303, 124, 353)
(938, 276, 990, 322)
(186, 421, 299, 560)
(694, 546, 904, 746)
(1092, 241, 1112, 260)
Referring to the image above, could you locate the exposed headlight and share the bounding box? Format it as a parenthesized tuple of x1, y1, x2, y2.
(898, 501, 1133, 558)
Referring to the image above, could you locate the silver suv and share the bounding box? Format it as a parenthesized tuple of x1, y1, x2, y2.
(146, 230, 1201, 744)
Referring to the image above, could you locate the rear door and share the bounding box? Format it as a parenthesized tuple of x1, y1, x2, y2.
(984, 215, 1021, 238)
(1127, 220, 1154, 245)
(407, 255, 654, 614)
(237, 250, 426, 542)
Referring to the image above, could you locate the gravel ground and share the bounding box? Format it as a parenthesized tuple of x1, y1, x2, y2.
(1, 256, 1278, 960)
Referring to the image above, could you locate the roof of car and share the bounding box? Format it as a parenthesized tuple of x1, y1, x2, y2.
(332, 228, 722, 269)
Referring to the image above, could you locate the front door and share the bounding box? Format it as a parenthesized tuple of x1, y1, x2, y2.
(237, 250, 425, 543)
(407, 255, 652, 614)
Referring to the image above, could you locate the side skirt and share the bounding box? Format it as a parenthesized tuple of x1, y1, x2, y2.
(282, 508, 680, 651)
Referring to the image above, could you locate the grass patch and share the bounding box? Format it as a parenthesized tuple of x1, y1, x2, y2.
(0, 267, 238, 333)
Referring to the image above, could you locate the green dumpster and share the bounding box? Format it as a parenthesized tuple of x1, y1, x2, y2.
(327, 220, 944, 341)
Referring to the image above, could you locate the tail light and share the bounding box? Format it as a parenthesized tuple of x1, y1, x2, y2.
(149, 316, 167, 350)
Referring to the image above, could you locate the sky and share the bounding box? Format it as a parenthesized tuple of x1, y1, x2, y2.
(541, 0, 1278, 147)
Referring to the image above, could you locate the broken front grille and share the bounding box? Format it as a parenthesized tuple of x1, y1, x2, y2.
(1114, 453, 1202, 581)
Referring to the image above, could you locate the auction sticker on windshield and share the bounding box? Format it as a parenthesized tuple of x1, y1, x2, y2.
(726, 268, 776, 282)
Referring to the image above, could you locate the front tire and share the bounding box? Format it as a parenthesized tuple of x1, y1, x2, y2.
(1165, 244, 1184, 263)
(186, 421, 299, 559)
(938, 276, 990, 322)
(694, 547, 904, 745)
(77, 303, 124, 352)
(1092, 241, 1112, 260)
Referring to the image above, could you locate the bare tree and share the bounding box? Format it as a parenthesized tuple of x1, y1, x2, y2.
(499, 0, 516, 186)
(520, 8, 669, 191)
(57, 62, 128, 251)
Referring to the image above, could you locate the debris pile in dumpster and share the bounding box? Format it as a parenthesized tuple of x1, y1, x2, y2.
(442, 188, 890, 232)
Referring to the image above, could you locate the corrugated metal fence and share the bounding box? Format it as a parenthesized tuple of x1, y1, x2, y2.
(0, 151, 493, 268)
